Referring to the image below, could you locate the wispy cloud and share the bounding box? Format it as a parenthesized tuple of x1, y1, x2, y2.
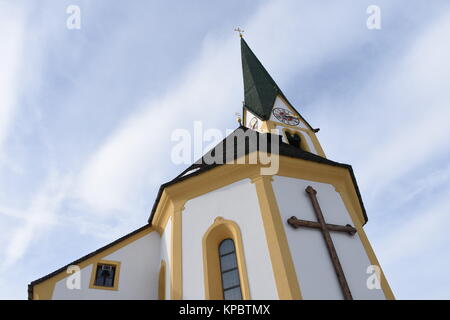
(312, 7, 450, 197)
(74, 34, 242, 213)
(1, 171, 71, 269)
(377, 186, 450, 266)
(0, 0, 449, 299)
(74, 0, 391, 214)
(359, 11, 450, 192)
(0, 2, 25, 163)
(316, 9, 450, 299)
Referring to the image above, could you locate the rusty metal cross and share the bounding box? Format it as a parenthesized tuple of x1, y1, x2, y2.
(287, 185, 357, 300)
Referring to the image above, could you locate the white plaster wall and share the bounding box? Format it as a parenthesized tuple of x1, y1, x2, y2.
(244, 109, 262, 132)
(52, 231, 161, 300)
(182, 179, 278, 300)
(272, 176, 385, 300)
(161, 216, 172, 299)
(270, 96, 308, 129)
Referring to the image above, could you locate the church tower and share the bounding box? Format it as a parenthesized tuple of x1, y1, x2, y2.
(240, 38, 325, 157)
(28, 37, 394, 300)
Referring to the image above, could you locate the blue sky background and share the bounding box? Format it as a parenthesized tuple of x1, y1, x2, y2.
(1, 0, 450, 299)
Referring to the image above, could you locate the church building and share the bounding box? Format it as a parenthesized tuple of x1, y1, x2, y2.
(28, 36, 394, 300)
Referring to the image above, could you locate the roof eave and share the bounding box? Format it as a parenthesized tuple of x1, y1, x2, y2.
(148, 128, 368, 225)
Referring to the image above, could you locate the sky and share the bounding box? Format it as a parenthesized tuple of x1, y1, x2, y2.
(0, 0, 450, 299)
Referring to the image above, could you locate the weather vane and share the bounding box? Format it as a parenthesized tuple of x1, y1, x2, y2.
(234, 27, 244, 38)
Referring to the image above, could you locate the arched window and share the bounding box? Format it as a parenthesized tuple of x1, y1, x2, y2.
(285, 131, 302, 149)
(202, 217, 250, 300)
(219, 239, 242, 300)
(283, 129, 312, 152)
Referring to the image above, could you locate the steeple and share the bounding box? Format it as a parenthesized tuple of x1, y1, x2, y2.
(240, 38, 323, 157)
(240, 38, 285, 120)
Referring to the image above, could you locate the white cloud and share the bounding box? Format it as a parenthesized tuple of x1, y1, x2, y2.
(396, 164, 450, 208)
(74, 36, 242, 213)
(337, 11, 450, 299)
(1, 172, 71, 269)
(74, 0, 386, 214)
(0, 3, 25, 161)
(372, 171, 450, 299)
(0, 0, 447, 300)
(313, 9, 450, 204)
(377, 187, 450, 265)
(358, 11, 450, 191)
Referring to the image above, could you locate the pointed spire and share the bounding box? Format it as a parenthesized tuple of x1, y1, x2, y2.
(240, 38, 284, 120)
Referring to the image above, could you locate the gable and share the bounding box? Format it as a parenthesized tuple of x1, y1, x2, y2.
(28, 224, 157, 299)
(269, 95, 309, 129)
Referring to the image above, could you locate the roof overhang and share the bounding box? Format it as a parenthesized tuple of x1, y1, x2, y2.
(148, 127, 368, 226)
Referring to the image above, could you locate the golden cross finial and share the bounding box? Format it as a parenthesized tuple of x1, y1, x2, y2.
(234, 27, 244, 38)
(235, 112, 242, 125)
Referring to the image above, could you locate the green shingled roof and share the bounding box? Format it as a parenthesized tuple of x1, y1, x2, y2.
(240, 38, 314, 129)
(241, 38, 282, 120)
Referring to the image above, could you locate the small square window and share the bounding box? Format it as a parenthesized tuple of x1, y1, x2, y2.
(94, 263, 116, 288)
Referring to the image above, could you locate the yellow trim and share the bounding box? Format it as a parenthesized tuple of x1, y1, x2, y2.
(259, 119, 326, 158)
(260, 120, 270, 132)
(31, 225, 155, 300)
(152, 165, 260, 230)
(252, 175, 302, 299)
(152, 190, 173, 235)
(32, 143, 391, 300)
(308, 129, 326, 157)
(150, 153, 391, 300)
(266, 95, 326, 157)
(170, 201, 185, 300)
(243, 108, 248, 128)
(262, 119, 276, 132)
(281, 128, 311, 152)
(202, 217, 251, 300)
(357, 228, 395, 299)
(274, 156, 394, 299)
(158, 260, 166, 300)
(89, 260, 121, 291)
(151, 164, 260, 300)
(243, 94, 326, 157)
(275, 155, 366, 227)
(334, 184, 395, 299)
(276, 124, 326, 157)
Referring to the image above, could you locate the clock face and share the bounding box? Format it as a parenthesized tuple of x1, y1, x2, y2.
(249, 117, 259, 130)
(272, 108, 300, 126)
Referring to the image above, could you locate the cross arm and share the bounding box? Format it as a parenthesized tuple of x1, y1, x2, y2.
(287, 216, 357, 236)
